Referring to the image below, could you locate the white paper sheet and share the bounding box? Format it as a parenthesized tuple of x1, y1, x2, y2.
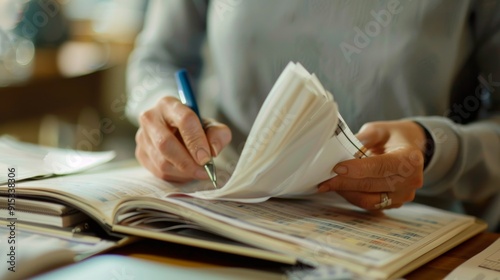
(445, 238, 500, 280)
(0, 136, 115, 184)
(187, 62, 366, 202)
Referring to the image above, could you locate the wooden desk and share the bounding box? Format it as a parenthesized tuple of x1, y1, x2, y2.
(405, 231, 499, 279)
(110, 231, 499, 279)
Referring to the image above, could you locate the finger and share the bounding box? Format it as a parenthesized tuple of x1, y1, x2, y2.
(356, 122, 390, 150)
(135, 128, 178, 181)
(203, 118, 232, 157)
(145, 123, 208, 180)
(333, 147, 424, 179)
(136, 127, 201, 182)
(318, 173, 423, 193)
(162, 97, 212, 165)
(336, 191, 384, 210)
(135, 128, 156, 173)
(139, 108, 208, 180)
(336, 191, 410, 211)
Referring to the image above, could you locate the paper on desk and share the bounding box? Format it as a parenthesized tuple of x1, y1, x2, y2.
(445, 238, 500, 280)
(0, 226, 116, 280)
(0, 136, 115, 184)
(189, 62, 366, 202)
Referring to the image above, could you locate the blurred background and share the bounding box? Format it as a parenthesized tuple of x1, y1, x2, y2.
(0, 0, 148, 160)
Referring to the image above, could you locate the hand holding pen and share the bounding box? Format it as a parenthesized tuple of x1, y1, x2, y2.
(175, 69, 218, 188)
(134, 70, 232, 185)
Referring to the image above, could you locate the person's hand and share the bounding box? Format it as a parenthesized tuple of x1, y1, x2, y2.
(318, 120, 426, 210)
(135, 96, 232, 182)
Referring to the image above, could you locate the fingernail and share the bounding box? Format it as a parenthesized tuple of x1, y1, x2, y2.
(196, 169, 209, 179)
(317, 184, 329, 193)
(334, 165, 348, 175)
(211, 142, 221, 157)
(358, 139, 369, 147)
(196, 148, 211, 165)
(221, 129, 232, 145)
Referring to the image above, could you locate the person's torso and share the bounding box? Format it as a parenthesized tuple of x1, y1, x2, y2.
(206, 0, 474, 139)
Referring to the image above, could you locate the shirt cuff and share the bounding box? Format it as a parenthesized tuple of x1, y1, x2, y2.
(408, 116, 460, 194)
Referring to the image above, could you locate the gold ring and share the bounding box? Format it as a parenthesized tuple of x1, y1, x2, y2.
(374, 192, 392, 209)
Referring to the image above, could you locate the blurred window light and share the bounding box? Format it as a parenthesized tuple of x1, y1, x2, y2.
(64, 0, 147, 43)
(0, 0, 29, 30)
(63, 0, 108, 20)
(0, 30, 34, 86)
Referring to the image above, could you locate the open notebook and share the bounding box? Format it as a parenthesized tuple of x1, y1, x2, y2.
(0, 62, 487, 279)
(0, 167, 486, 279)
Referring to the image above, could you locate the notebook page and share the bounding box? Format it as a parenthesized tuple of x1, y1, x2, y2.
(169, 196, 475, 269)
(5, 167, 207, 222)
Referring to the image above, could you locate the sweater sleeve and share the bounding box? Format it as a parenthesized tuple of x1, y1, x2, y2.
(410, 0, 500, 203)
(126, 0, 207, 126)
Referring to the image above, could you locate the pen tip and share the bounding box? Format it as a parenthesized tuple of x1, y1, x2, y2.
(204, 160, 218, 189)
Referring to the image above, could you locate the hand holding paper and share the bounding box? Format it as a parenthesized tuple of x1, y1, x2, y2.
(190, 62, 366, 202)
(318, 120, 426, 210)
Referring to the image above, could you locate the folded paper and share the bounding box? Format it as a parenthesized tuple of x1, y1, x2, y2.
(190, 62, 366, 202)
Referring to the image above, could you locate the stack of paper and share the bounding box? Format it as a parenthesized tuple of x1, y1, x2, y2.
(0, 136, 115, 184)
(0, 226, 116, 280)
(192, 62, 366, 202)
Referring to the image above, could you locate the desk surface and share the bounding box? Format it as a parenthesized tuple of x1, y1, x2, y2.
(110, 231, 499, 279)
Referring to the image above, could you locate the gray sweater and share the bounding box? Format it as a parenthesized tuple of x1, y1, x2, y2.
(127, 0, 500, 230)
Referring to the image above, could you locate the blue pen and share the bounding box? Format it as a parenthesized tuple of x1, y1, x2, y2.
(175, 69, 217, 189)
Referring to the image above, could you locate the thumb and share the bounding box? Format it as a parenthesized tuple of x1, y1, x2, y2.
(204, 118, 232, 157)
(356, 122, 390, 150)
